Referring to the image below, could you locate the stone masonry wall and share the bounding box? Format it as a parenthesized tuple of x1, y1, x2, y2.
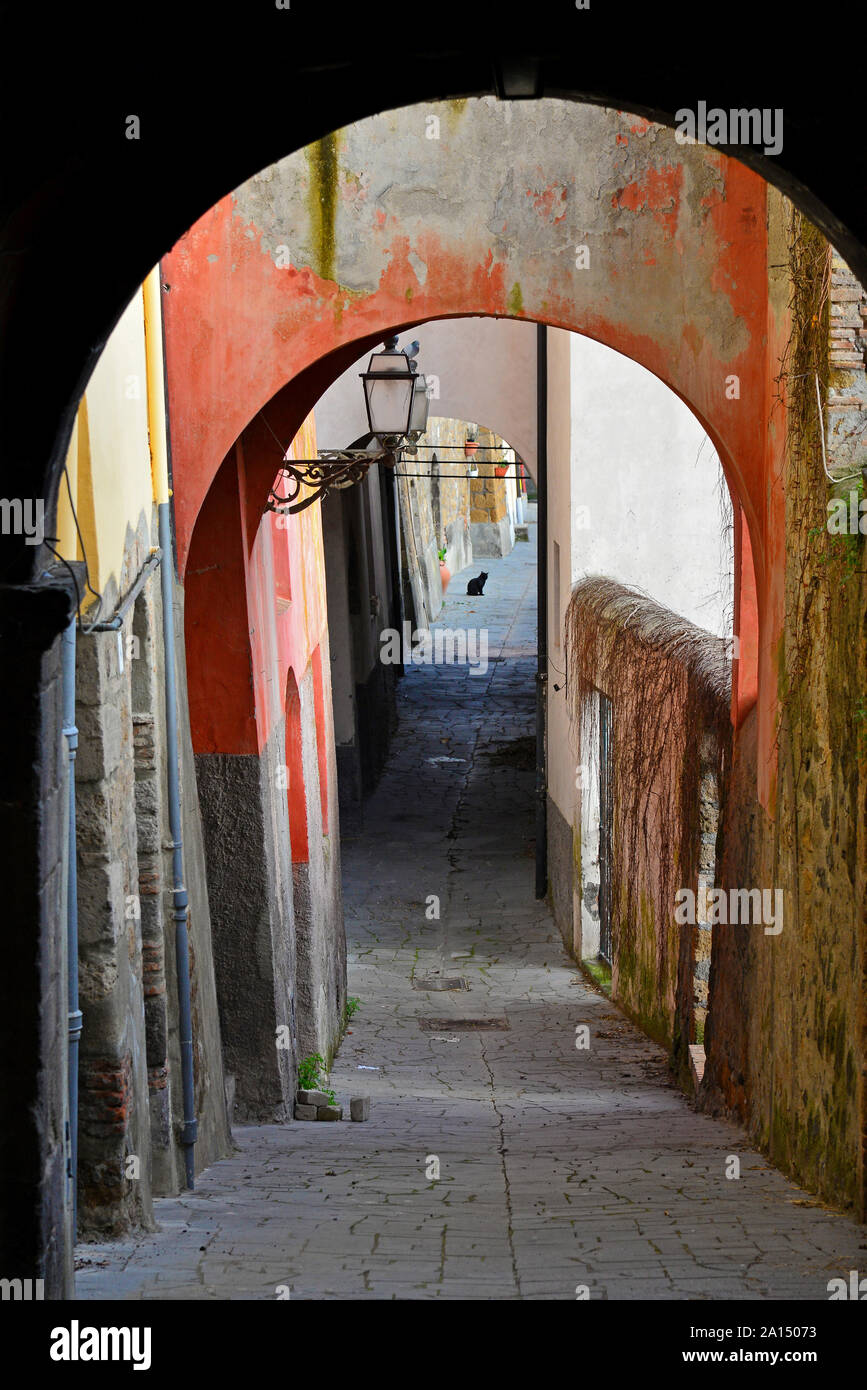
(704, 204, 867, 1217)
(75, 558, 155, 1237)
(399, 416, 515, 624)
(566, 581, 731, 1069)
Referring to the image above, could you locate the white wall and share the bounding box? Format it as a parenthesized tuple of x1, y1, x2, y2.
(314, 317, 538, 475)
(548, 331, 734, 960)
(546, 329, 575, 824)
(568, 335, 732, 639)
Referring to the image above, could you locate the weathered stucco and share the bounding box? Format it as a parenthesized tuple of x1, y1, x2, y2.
(162, 101, 865, 1218)
(705, 210, 867, 1215)
(162, 99, 770, 758)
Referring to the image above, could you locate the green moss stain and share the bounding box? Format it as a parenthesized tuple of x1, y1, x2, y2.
(581, 957, 612, 996)
(507, 281, 524, 317)
(306, 132, 339, 283)
(444, 98, 469, 136)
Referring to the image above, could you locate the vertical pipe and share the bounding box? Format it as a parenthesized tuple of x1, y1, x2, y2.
(144, 268, 197, 1188)
(62, 615, 82, 1235)
(535, 323, 548, 900)
(158, 502, 196, 1188)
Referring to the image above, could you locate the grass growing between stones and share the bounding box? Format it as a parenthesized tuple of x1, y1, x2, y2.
(581, 956, 612, 996)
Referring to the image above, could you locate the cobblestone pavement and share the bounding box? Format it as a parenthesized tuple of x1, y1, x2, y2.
(76, 521, 866, 1300)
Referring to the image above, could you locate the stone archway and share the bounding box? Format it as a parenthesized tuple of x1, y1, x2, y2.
(168, 99, 866, 1223)
(164, 100, 769, 774)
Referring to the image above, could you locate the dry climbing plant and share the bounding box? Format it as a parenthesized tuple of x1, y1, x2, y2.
(566, 579, 731, 1043)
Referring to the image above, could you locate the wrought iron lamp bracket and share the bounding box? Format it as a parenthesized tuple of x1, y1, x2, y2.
(265, 448, 396, 516)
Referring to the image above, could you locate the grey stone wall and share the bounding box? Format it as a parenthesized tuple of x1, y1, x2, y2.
(166, 575, 232, 1171)
(130, 583, 179, 1195)
(72, 532, 231, 1239)
(546, 793, 575, 957)
(323, 478, 400, 825)
(194, 747, 295, 1122)
(0, 575, 76, 1297)
(74, 611, 154, 1237)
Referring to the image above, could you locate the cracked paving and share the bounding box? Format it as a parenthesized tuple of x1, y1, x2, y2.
(76, 523, 866, 1300)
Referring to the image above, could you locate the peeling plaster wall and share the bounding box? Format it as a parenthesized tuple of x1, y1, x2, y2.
(183, 414, 346, 1114)
(162, 99, 769, 708)
(704, 207, 867, 1216)
(163, 100, 865, 1215)
(291, 657, 345, 1066)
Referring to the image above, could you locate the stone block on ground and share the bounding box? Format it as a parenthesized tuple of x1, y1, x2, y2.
(297, 1089, 331, 1107)
(350, 1096, 371, 1122)
(294, 1104, 317, 1121)
(316, 1104, 343, 1121)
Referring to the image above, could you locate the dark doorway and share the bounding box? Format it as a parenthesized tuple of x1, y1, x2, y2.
(598, 692, 613, 965)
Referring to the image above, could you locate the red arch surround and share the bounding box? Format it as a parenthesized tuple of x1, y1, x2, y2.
(165, 105, 786, 803)
(285, 669, 308, 864)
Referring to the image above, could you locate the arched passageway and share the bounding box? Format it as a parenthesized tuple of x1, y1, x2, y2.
(130, 97, 867, 1231)
(1, 82, 865, 1300)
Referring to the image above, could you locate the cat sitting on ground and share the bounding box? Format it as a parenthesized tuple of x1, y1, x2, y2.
(466, 572, 488, 596)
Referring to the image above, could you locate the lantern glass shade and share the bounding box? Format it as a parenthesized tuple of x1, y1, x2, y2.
(361, 344, 416, 442)
(409, 374, 430, 435)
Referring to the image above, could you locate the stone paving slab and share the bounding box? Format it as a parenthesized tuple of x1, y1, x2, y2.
(75, 523, 865, 1301)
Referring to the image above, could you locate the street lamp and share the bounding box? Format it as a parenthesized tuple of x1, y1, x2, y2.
(265, 335, 430, 516)
(360, 336, 421, 449)
(403, 373, 431, 454)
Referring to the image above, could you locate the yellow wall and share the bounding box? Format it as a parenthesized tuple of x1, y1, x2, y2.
(57, 290, 155, 609)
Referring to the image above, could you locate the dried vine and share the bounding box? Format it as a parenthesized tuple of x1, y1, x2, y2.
(566, 578, 731, 1019)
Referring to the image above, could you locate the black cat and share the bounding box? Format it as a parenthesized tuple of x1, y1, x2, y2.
(466, 572, 488, 596)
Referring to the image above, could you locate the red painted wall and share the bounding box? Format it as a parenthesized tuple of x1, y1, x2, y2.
(185, 414, 330, 780)
(165, 128, 781, 807)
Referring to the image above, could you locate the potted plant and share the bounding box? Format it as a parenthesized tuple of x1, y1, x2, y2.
(494, 462, 508, 478)
(464, 426, 478, 458)
(438, 544, 451, 594)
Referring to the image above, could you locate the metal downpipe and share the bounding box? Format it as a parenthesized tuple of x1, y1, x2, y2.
(535, 323, 548, 900)
(61, 615, 82, 1235)
(158, 501, 197, 1189)
(144, 268, 197, 1188)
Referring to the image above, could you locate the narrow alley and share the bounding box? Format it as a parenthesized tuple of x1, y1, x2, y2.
(76, 523, 865, 1301)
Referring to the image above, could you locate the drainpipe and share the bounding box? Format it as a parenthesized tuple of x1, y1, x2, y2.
(143, 266, 197, 1188)
(61, 615, 82, 1235)
(535, 323, 548, 899)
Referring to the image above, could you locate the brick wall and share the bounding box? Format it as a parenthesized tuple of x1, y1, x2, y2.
(827, 252, 867, 476)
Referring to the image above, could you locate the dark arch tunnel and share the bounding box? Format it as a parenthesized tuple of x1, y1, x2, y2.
(1, 3, 866, 586)
(1, 5, 865, 1299)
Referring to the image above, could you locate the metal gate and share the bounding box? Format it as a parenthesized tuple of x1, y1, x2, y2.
(598, 693, 613, 964)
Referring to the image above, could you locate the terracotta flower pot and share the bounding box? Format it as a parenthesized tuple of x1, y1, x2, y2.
(464, 440, 478, 457)
(494, 464, 508, 477)
(439, 562, 451, 593)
